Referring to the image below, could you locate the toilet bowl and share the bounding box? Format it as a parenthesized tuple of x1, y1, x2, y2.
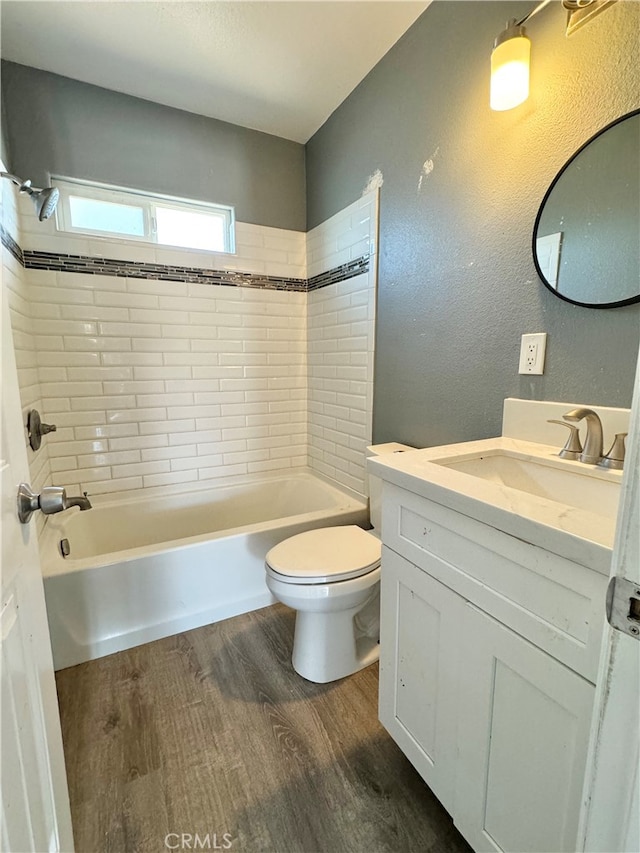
(264, 443, 415, 683)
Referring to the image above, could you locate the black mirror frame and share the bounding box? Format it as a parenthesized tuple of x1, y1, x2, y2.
(532, 108, 640, 310)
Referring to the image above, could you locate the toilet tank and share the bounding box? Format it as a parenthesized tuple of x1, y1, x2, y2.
(366, 443, 415, 532)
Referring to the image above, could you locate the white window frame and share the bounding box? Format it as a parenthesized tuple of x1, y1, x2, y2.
(52, 176, 236, 254)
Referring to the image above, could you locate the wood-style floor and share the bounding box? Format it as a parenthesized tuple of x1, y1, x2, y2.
(56, 603, 471, 853)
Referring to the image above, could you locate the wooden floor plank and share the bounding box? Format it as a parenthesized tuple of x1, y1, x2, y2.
(56, 604, 471, 853)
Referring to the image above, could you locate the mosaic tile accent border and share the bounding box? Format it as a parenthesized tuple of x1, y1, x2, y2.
(0, 223, 24, 266)
(19, 249, 370, 292)
(307, 256, 370, 291)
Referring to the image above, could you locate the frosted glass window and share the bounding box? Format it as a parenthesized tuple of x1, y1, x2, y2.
(155, 207, 226, 252)
(69, 196, 145, 236)
(53, 176, 235, 253)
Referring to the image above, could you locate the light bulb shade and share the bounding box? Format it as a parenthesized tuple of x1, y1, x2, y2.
(490, 28, 531, 111)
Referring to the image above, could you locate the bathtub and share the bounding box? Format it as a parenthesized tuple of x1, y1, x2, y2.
(40, 471, 368, 670)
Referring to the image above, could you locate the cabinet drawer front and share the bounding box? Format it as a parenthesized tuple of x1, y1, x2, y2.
(382, 483, 606, 681)
(379, 547, 462, 813)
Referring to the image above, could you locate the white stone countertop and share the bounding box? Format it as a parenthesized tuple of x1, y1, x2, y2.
(369, 437, 623, 576)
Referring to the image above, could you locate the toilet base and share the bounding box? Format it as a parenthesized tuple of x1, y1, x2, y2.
(291, 588, 380, 683)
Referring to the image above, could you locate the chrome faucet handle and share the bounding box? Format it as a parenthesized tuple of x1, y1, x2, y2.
(598, 433, 627, 470)
(547, 420, 583, 459)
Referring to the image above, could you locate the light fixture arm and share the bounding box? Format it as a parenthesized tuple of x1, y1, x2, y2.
(515, 0, 555, 27)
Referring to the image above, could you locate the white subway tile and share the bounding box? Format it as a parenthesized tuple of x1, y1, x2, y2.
(109, 434, 167, 452)
(58, 272, 127, 291)
(64, 336, 131, 352)
(137, 393, 194, 407)
(140, 419, 194, 435)
(167, 403, 227, 419)
(165, 378, 221, 392)
(75, 424, 139, 440)
(140, 445, 191, 462)
(77, 450, 140, 468)
(50, 456, 78, 473)
(129, 308, 190, 324)
(132, 338, 190, 352)
(168, 429, 222, 446)
(38, 367, 68, 383)
(112, 460, 169, 478)
(71, 395, 133, 411)
(171, 454, 223, 472)
(30, 303, 61, 320)
(33, 319, 97, 336)
(143, 470, 198, 488)
(88, 477, 144, 495)
(196, 415, 243, 430)
(134, 366, 191, 380)
(42, 381, 103, 398)
(127, 279, 188, 297)
(67, 366, 132, 381)
(101, 352, 162, 366)
(95, 290, 159, 309)
(51, 466, 112, 484)
(49, 438, 109, 457)
(107, 407, 167, 423)
(60, 305, 129, 322)
(98, 322, 161, 338)
(198, 463, 247, 480)
(90, 241, 157, 263)
(103, 380, 164, 395)
(46, 411, 106, 427)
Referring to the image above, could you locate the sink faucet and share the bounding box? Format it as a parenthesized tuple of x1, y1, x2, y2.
(562, 408, 603, 464)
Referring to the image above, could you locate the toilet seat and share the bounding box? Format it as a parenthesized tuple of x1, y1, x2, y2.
(265, 525, 381, 585)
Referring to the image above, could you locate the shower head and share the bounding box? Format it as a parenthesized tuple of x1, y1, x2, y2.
(31, 185, 60, 221)
(0, 172, 60, 221)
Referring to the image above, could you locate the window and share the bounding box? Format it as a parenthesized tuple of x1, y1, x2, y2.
(52, 176, 235, 254)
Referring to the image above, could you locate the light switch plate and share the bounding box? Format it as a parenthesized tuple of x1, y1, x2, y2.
(519, 333, 547, 375)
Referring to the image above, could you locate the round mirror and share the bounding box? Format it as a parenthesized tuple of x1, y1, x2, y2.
(533, 110, 640, 309)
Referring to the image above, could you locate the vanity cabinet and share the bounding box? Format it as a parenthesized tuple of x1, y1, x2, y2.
(379, 483, 607, 853)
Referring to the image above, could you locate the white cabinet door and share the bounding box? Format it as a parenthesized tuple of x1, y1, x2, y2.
(378, 546, 463, 813)
(455, 604, 595, 853)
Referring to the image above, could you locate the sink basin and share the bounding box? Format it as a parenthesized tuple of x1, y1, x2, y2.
(368, 435, 624, 572)
(434, 450, 620, 520)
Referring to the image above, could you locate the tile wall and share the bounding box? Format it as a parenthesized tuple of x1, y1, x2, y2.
(3, 188, 377, 501)
(306, 194, 377, 494)
(1, 177, 50, 529)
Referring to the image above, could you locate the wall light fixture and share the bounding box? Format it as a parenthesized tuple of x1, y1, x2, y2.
(490, 0, 618, 111)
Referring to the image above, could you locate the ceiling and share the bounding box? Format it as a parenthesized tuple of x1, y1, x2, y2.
(0, 1, 429, 143)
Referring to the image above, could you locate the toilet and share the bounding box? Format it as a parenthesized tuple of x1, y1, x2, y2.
(265, 443, 414, 683)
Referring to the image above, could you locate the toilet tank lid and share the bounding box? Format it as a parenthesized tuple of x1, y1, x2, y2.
(366, 442, 416, 457)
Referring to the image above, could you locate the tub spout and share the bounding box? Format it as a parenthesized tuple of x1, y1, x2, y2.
(66, 492, 92, 511)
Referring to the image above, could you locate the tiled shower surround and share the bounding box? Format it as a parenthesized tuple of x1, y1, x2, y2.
(3, 189, 378, 499)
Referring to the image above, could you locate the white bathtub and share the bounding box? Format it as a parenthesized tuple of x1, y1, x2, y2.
(40, 471, 368, 670)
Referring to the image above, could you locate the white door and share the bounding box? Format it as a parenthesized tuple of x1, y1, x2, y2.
(1, 274, 74, 851)
(579, 350, 640, 853)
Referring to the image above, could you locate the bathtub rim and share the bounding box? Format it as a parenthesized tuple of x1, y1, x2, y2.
(39, 468, 368, 578)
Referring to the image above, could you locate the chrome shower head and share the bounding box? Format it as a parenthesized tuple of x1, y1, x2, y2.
(31, 185, 60, 221)
(0, 172, 60, 221)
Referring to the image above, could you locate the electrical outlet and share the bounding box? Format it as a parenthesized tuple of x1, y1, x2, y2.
(519, 333, 547, 375)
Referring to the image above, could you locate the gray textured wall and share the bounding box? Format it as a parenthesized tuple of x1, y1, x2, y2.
(1, 61, 306, 231)
(307, 0, 640, 447)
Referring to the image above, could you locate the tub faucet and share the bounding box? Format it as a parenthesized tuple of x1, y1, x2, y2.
(562, 408, 603, 464)
(65, 491, 92, 511)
